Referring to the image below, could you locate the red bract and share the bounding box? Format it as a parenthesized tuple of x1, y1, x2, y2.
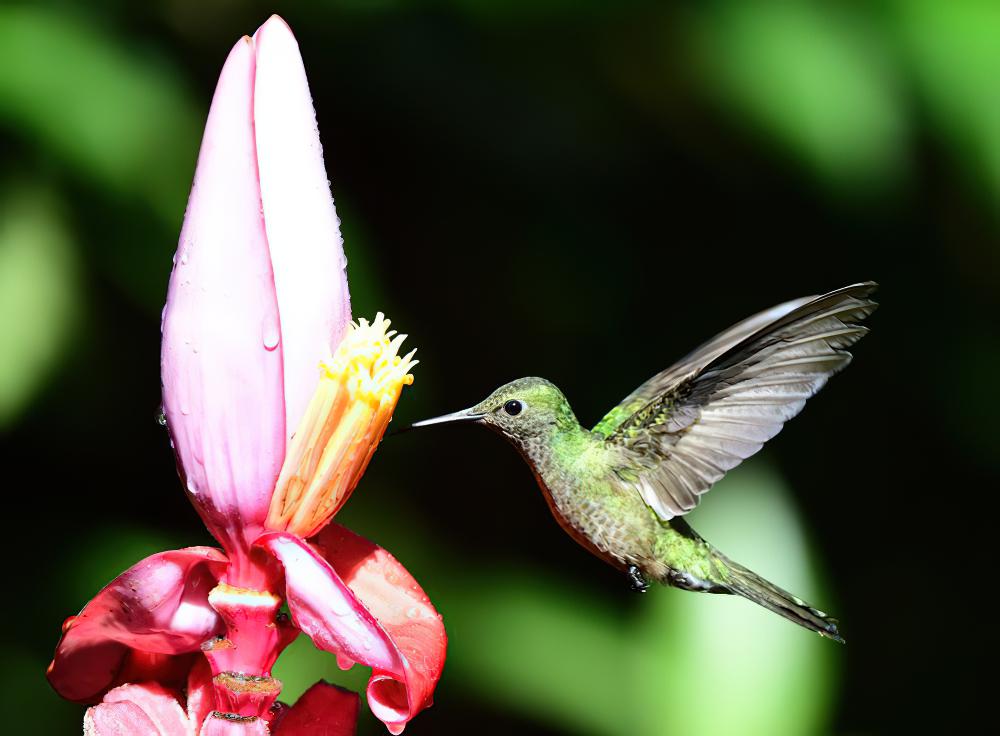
(48, 15, 445, 735)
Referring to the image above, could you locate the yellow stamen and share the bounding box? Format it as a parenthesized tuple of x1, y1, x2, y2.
(266, 313, 416, 538)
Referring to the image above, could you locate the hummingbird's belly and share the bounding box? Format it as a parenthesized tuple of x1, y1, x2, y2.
(531, 469, 660, 573)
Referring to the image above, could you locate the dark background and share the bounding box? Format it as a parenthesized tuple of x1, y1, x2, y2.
(1, 1, 994, 733)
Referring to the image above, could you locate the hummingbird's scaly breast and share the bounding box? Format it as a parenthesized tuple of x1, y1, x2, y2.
(527, 432, 666, 577)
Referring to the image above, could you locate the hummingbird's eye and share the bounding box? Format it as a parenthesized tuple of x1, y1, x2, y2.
(503, 400, 523, 416)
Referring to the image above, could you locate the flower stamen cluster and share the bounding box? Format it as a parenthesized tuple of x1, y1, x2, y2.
(267, 313, 416, 538)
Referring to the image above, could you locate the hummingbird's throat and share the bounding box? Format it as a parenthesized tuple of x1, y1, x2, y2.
(266, 313, 416, 538)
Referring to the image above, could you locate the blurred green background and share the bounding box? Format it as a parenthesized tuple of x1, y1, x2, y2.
(1, 0, 994, 733)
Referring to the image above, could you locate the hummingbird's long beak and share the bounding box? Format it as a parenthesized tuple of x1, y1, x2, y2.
(409, 408, 485, 429)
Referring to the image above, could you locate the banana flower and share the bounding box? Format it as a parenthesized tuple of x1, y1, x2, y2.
(47, 16, 446, 735)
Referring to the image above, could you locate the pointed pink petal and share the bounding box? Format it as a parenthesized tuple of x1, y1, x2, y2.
(186, 658, 216, 731)
(253, 15, 351, 435)
(84, 700, 162, 736)
(161, 34, 286, 554)
(101, 683, 194, 736)
(273, 682, 358, 735)
(199, 714, 270, 736)
(256, 532, 400, 674)
(48, 547, 228, 703)
(314, 525, 446, 734)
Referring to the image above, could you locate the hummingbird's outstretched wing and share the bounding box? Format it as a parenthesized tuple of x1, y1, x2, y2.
(594, 282, 877, 520)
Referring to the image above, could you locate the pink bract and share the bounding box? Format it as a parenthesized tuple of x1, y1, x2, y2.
(160, 16, 350, 558)
(48, 548, 228, 703)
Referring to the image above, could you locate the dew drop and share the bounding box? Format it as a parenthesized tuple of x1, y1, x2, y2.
(156, 407, 167, 427)
(406, 606, 419, 619)
(180, 251, 189, 265)
(263, 320, 280, 351)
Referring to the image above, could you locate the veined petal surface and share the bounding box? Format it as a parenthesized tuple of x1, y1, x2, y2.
(95, 683, 195, 736)
(84, 700, 164, 736)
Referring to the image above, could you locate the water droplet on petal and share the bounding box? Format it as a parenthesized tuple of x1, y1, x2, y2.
(263, 318, 280, 351)
(180, 251, 189, 265)
(156, 407, 167, 427)
(406, 606, 419, 619)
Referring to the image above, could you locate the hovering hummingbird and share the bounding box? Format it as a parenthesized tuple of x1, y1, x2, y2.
(413, 282, 878, 642)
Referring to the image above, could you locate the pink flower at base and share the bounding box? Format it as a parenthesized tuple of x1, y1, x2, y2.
(48, 15, 445, 735)
(84, 680, 358, 736)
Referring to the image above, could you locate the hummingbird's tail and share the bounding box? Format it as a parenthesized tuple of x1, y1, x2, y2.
(719, 559, 844, 643)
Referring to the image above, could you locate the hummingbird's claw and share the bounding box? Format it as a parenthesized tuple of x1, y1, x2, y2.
(627, 564, 650, 594)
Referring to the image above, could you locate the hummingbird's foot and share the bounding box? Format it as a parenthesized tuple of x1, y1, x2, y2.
(626, 564, 650, 593)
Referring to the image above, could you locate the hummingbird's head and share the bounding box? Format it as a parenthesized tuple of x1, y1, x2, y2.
(411, 377, 579, 447)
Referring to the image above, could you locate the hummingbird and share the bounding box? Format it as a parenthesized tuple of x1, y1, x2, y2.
(413, 282, 878, 642)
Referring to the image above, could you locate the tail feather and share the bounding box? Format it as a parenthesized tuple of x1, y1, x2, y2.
(721, 560, 844, 643)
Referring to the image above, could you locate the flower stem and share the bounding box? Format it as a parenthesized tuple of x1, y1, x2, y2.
(203, 580, 298, 718)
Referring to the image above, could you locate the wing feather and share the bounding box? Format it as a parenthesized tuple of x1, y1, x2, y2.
(602, 282, 877, 520)
(592, 294, 820, 437)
